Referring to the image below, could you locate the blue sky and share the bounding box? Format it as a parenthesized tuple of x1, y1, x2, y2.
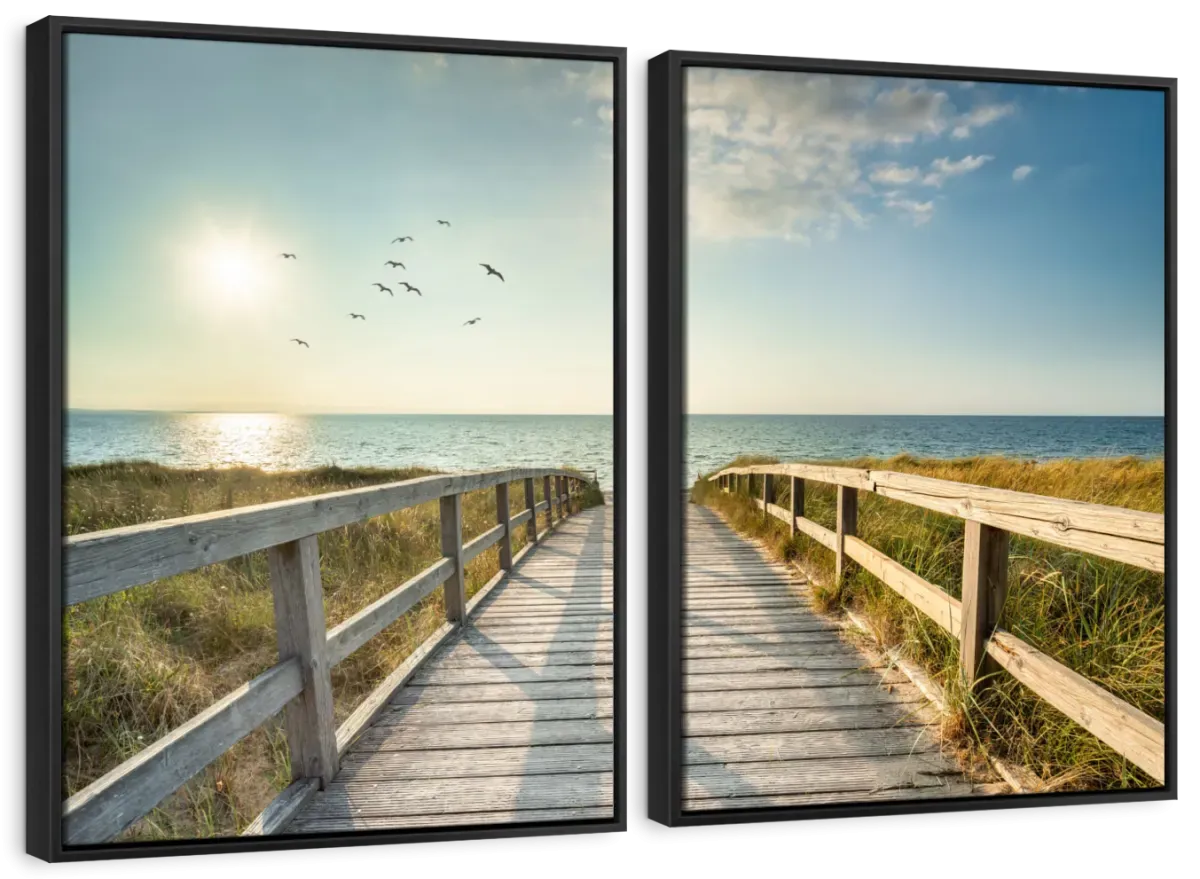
(686, 69, 1166, 416)
(65, 34, 614, 414)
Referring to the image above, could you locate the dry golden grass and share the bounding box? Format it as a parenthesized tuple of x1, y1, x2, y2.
(692, 454, 1164, 791)
(64, 462, 603, 841)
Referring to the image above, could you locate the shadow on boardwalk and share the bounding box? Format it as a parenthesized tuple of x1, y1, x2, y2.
(284, 504, 614, 832)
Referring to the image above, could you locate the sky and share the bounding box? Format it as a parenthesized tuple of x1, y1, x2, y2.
(65, 35, 614, 414)
(686, 68, 1166, 416)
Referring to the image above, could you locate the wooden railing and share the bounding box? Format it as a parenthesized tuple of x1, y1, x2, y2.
(62, 467, 592, 845)
(707, 462, 1166, 784)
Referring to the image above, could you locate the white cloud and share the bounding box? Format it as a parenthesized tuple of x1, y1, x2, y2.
(1012, 164, 1034, 181)
(411, 52, 449, 76)
(923, 154, 993, 187)
(565, 64, 613, 130)
(571, 117, 584, 127)
(883, 192, 935, 225)
(950, 103, 1015, 138)
(685, 69, 1017, 241)
(870, 162, 921, 185)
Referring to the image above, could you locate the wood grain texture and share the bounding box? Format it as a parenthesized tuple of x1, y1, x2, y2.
(844, 536, 962, 636)
(65, 466, 584, 604)
(960, 520, 1009, 688)
(682, 504, 969, 811)
(496, 482, 513, 570)
(268, 536, 339, 786)
(836, 485, 858, 581)
(241, 777, 319, 836)
(440, 493, 467, 624)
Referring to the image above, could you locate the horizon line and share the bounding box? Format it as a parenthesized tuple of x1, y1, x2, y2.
(66, 408, 616, 417)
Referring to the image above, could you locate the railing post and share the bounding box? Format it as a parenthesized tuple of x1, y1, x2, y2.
(961, 521, 1010, 689)
(543, 474, 555, 529)
(524, 476, 538, 544)
(763, 473, 775, 519)
(556, 475, 565, 518)
(267, 536, 338, 786)
(790, 476, 805, 539)
(440, 493, 467, 624)
(495, 482, 513, 571)
(836, 485, 858, 582)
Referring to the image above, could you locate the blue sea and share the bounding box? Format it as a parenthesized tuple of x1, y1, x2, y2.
(66, 411, 615, 490)
(685, 415, 1164, 480)
(65, 412, 1164, 493)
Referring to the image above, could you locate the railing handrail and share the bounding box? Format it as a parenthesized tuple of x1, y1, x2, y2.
(63, 466, 591, 844)
(707, 461, 1165, 785)
(65, 466, 589, 605)
(708, 462, 1164, 571)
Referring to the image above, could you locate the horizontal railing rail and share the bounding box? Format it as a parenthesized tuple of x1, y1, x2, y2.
(62, 466, 592, 845)
(707, 462, 1165, 784)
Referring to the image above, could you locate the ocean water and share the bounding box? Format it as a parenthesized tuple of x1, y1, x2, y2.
(67, 411, 615, 490)
(686, 415, 1164, 480)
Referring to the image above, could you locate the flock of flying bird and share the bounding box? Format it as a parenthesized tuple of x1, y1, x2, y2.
(283, 219, 504, 349)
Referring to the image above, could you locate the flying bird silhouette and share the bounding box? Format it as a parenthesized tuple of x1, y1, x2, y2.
(372, 283, 393, 296)
(406, 285, 422, 297)
(289, 338, 309, 347)
(280, 253, 297, 259)
(437, 220, 451, 227)
(391, 236, 413, 243)
(479, 263, 504, 282)
(385, 260, 406, 269)
(348, 313, 366, 320)
(463, 317, 482, 326)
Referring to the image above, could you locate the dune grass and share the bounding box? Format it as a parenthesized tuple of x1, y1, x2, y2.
(63, 461, 604, 842)
(692, 454, 1164, 791)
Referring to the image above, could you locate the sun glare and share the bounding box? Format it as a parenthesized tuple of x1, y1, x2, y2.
(180, 222, 276, 308)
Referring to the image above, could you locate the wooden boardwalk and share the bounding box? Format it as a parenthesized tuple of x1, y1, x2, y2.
(286, 503, 614, 833)
(682, 503, 975, 812)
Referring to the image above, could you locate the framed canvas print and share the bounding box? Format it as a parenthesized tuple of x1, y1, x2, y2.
(27, 16, 625, 860)
(649, 50, 1174, 826)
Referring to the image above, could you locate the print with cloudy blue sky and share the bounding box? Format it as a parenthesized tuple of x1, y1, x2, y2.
(686, 69, 1165, 417)
(67, 35, 614, 415)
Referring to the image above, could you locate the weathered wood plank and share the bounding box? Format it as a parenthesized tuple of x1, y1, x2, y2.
(685, 702, 937, 736)
(63, 659, 303, 845)
(685, 727, 938, 764)
(296, 772, 613, 821)
(336, 743, 613, 781)
(684, 685, 925, 713)
(268, 536, 338, 785)
(836, 485, 858, 581)
(714, 463, 873, 491)
(872, 471, 1164, 572)
(412, 664, 610, 686)
(986, 629, 1165, 782)
(463, 522, 505, 564)
(523, 477, 538, 544)
(65, 466, 584, 604)
(684, 668, 905, 691)
(353, 718, 614, 752)
(287, 805, 614, 833)
(960, 520, 1009, 688)
(391, 680, 613, 703)
(844, 536, 962, 636)
(325, 558, 454, 666)
(684, 783, 976, 811)
(495, 482, 514, 570)
(242, 777, 319, 836)
(440, 493, 467, 624)
(683, 754, 967, 799)
(381, 697, 614, 726)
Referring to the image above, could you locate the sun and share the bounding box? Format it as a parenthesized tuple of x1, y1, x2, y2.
(201, 239, 265, 301)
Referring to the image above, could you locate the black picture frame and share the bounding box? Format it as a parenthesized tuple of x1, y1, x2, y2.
(648, 49, 1175, 827)
(27, 15, 626, 861)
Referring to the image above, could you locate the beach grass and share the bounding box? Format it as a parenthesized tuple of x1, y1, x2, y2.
(691, 454, 1164, 791)
(63, 461, 604, 841)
